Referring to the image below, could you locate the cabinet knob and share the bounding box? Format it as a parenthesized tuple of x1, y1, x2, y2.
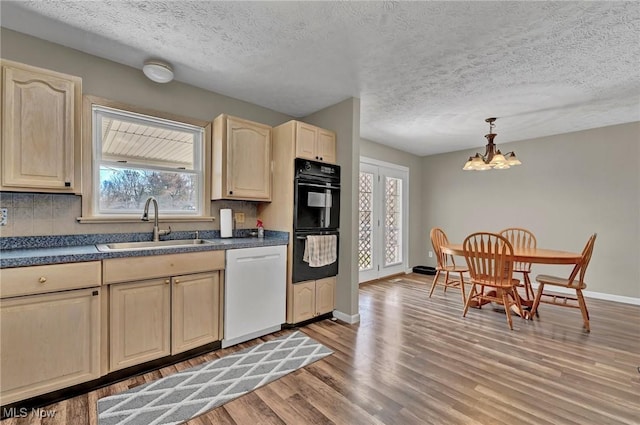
(320, 157, 323, 161)
(175, 279, 180, 284)
(315, 156, 319, 160)
(165, 279, 170, 284)
(229, 191, 233, 195)
(39, 276, 47, 284)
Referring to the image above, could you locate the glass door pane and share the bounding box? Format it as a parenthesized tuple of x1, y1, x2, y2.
(358, 171, 374, 272)
(384, 176, 403, 267)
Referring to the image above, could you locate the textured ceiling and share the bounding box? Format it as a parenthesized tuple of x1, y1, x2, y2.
(2, 1, 639, 156)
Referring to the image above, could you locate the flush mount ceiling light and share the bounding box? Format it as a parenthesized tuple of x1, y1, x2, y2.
(463, 117, 522, 171)
(142, 60, 174, 83)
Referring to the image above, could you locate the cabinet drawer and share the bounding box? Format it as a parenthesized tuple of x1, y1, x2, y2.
(0, 261, 102, 298)
(103, 251, 225, 284)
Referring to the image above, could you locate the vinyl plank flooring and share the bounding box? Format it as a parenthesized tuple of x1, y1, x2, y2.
(2, 273, 639, 425)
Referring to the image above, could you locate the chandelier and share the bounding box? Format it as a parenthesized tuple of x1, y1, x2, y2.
(463, 117, 522, 171)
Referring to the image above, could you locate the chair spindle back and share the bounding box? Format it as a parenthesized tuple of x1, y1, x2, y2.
(430, 228, 456, 268)
(463, 232, 514, 287)
(499, 228, 536, 272)
(566, 233, 597, 288)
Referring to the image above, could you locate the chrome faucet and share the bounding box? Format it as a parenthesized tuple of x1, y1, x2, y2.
(141, 196, 171, 241)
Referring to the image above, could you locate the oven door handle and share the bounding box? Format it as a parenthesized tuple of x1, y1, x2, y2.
(296, 232, 339, 239)
(297, 182, 341, 190)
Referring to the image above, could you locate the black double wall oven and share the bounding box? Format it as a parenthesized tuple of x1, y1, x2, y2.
(292, 158, 340, 283)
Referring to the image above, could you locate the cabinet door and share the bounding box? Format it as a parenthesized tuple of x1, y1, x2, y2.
(315, 277, 336, 315)
(295, 122, 318, 160)
(110, 279, 170, 371)
(172, 272, 220, 354)
(0, 288, 100, 404)
(316, 129, 337, 164)
(1, 63, 80, 191)
(291, 280, 315, 323)
(227, 117, 272, 200)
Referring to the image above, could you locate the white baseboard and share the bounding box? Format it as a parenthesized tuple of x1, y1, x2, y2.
(405, 267, 413, 275)
(332, 309, 360, 324)
(531, 283, 640, 306)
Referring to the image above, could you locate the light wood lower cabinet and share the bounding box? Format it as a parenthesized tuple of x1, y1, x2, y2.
(291, 281, 315, 323)
(105, 252, 224, 373)
(315, 277, 336, 315)
(171, 272, 220, 354)
(291, 277, 336, 323)
(109, 278, 171, 371)
(0, 287, 101, 405)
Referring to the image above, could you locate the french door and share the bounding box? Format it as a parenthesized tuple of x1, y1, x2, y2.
(358, 159, 408, 283)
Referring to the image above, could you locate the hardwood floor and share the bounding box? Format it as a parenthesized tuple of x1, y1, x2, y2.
(3, 273, 639, 424)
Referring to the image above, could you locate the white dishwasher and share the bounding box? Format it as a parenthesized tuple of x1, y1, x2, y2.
(222, 245, 286, 348)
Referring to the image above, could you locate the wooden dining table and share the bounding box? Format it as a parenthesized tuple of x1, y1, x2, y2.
(441, 244, 582, 265)
(441, 243, 582, 318)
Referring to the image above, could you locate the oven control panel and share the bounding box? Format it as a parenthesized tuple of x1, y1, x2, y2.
(296, 158, 340, 181)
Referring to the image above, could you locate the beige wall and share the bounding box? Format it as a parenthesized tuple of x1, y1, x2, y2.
(359, 138, 424, 267)
(421, 122, 640, 299)
(0, 28, 293, 236)
(304, 98, 360, 318)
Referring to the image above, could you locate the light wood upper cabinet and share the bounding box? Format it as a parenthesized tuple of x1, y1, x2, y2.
(1, 286, 100, 405)
(295, 122, 318, 160)
(109, 278, 171, 371)
(212, 114, 272, 201)
(317, 129, 337, 164)
(294, 121, 336, 164)
(171, 272, 220, 354)
(0, 60, 82, 193)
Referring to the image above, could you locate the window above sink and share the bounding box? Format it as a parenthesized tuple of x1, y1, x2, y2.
(78, 96, 213, 223)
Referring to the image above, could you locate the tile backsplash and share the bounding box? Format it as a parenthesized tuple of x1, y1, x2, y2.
(0, 192, 258, 237)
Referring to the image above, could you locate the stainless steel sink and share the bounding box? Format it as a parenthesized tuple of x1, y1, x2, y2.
(96, 239, 219, 252)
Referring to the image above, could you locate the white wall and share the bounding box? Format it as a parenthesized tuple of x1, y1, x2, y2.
(421, 122, 640, 299)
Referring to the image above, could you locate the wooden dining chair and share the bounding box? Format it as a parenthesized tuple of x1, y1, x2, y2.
(499, 228, 536, 301)
(530, 234, 597, 332)
(428, 228, 468, 304)
(462, 232, 524, 330)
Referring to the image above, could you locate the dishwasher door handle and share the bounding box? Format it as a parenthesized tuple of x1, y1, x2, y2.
(236, 254, 281, 263)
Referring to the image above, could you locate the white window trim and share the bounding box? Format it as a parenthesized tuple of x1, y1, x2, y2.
(79, 95, 213, 223)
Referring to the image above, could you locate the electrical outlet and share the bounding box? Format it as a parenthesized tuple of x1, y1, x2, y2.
(234, 212, 245, 224)
(428, 251, 433, 258)
(0, 208, 7, 226)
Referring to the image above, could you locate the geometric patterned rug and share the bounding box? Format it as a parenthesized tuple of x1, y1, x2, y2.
(97, 331, 332, 425)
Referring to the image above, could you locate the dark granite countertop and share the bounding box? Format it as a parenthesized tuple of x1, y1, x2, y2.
(0, 230, 289, 268)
